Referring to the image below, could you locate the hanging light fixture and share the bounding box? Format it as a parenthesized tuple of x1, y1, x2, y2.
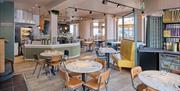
(75, 8, 77, 12)
(102, 0, 108, 5)
(140, 0, 145, 14)
(37, 5, 41, 29)
(89, 11, 92, 14)
(117, 4, 120, 7)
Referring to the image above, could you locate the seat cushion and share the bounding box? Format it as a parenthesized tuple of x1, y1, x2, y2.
(112, 53, 122, 60)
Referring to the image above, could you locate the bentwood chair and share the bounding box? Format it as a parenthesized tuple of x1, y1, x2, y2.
(59, 69, 84, 91)
(88, 58, 107, 79)
(61, 60, 81, 79)
(33, 54, 48, 78)
(171, 69, 180, 75)
(95, 49, 107, 61)
(48, 55, 62, 75)
(64, 50, 69, 60)
(84, 69, 110, 91)
(131, 66, 157, 91)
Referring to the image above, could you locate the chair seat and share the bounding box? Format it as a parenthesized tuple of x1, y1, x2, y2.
(137, 83, 147, 91)
(137, 83, 157, 91)
(67, 78, 84, 89)
(88, 71, 101, 79)
(84, 79, 104, 90)
(48, 61, 60, 67)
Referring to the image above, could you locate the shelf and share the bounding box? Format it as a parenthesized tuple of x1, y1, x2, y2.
(163, 22, 180, 24)
(164, 36, 180, 38)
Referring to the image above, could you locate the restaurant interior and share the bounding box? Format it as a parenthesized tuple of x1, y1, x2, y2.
(0, 0, 180, 91)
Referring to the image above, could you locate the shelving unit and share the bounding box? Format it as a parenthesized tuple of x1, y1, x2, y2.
(20, 27, 31, 44)
(160, 8, 180, 71)
(163, 9, 180, 50)
(159, 53, 180, 71)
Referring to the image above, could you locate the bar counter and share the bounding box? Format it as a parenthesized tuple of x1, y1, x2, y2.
(23, 42, 80, 60)
(138, 48, 180, 71)
(138, 48, 180, 55)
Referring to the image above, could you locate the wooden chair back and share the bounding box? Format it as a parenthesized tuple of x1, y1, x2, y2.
(59, 69, 70, 87)
(131, 66, 142, 79)
(98, 69, 110, 85)
(51, 55, 61, 62)
(59, 69, 66, 80)
(96, 58, 107, 68)
(33, 54, 39, 61)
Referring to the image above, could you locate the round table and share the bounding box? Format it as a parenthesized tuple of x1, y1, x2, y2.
(40, 50, 64, 77)
(138, 70, 180, 91)
(84, 41, 93, 51)
(40, 50, 64, 57)
(66, 60, 102, 91)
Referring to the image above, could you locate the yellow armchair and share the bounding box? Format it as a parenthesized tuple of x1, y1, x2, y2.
(111, 39, 135, 70)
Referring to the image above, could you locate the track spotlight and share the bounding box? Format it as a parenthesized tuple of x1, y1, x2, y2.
(113, 15, 116, 18)
(102, 0, 108, 5)
(117, 4, 120, 7)
(75, 8, 77, 12)
(89, 11, 92, 14)
(141, 11, 144, 14)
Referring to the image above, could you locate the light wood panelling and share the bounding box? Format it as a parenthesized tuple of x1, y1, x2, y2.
(0, 39, 5, 73)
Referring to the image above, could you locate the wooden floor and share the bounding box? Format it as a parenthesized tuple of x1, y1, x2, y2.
(14, 51, 136, 91)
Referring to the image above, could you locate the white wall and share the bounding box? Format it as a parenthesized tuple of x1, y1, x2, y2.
(79, 20, 92, 39)
(50, 12, 58, 44)
(145, 0, 180, 12)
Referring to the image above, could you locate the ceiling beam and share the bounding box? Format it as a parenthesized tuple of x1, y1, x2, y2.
(68, 7, 115, 15)
(104, 0, 141, 10)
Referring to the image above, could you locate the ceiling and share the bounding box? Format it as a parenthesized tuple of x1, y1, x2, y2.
(15, 0, 142, 21)
(53, 0, 141, 21)
(14, 0, 66, 14)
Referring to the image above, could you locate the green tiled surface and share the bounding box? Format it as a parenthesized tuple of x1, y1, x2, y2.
(23, 45, 80, 59)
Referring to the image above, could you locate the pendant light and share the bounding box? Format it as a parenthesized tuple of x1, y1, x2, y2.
(37, 5, 41, 29)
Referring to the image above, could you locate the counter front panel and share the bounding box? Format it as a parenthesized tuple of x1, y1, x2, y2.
(23, 42, 80, 60)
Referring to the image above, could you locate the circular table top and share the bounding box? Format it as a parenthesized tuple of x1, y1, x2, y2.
(40, 50, 64, 57)
(84, 41, 93, 44)
(94, 40, 104, 42)
(138, 70, 180, 91)
(99, 47, 117, 54)
(111, 41, 121, 44)
(66, 60, 102, 73)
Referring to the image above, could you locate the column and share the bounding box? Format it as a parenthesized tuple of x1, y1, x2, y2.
(105, 14, 116, 41)
(50, 11, 58, 44)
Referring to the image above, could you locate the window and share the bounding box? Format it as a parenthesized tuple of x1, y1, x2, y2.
(124, 13, 134, 40)
(93, 21, 105, 40)
(118, 18, 123, 41)
(70, 24, 79, 38)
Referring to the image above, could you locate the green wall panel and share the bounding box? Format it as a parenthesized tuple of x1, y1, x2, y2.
(0, 1, 15, 61)
(23, 45, 80, 60)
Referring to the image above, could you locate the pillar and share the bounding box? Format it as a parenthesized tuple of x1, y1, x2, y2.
(105, 14, 116, 41)
(50, 11, 58, 44)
